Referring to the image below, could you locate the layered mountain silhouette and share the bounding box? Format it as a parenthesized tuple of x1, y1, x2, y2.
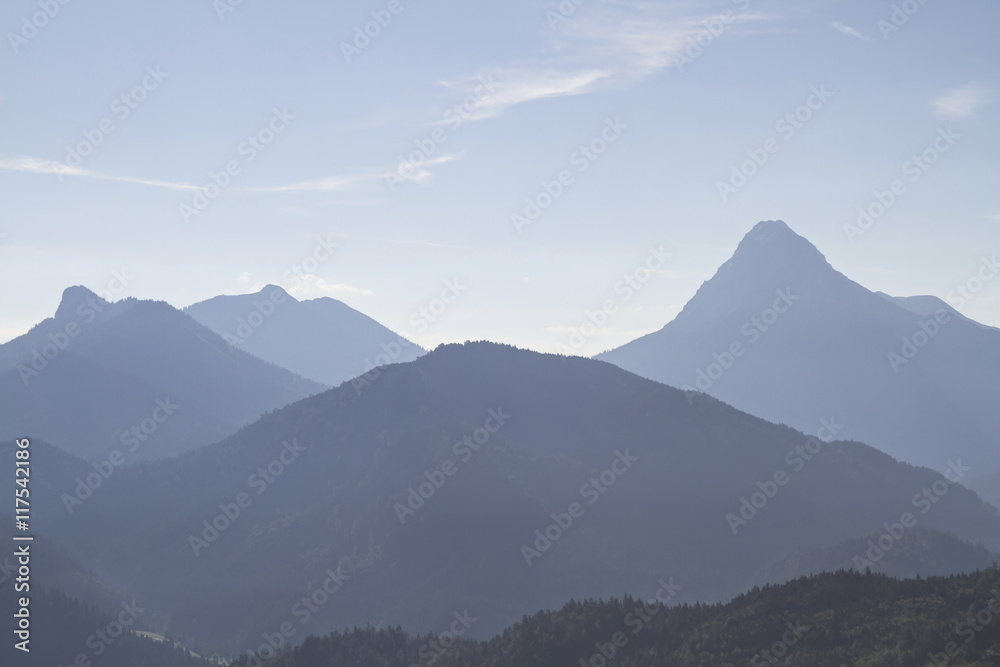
(598, 220, 1000, 474)
(6, 343, 998, 654)
(752, 526, 997, 586)
(968, 473, 1000, 512)
(185, 285, 424, 387)
(0, 515, 214, 666)
(0, 287, 325, 461)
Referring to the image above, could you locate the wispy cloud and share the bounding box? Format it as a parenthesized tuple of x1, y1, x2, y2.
(440, 69, 612, 122)
(0, 156, 202, 191)
(0, 153, 455, 197)
(832, 22, 870, 40)
(932, 84, 991, 120)
(255, 152, 464, 195)
(439, 5, 776, 121)
(384, 152, 464, 184)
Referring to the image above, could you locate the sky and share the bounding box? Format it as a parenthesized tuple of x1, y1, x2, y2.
(1, 0, 997, 354)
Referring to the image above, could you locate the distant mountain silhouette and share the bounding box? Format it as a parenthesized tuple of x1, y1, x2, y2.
(185, 285, 424, 386)
(5, 342, 998, 654)
(968, 473, 1000, 511)
(0, 287, 325, 460)
(878, 291, 999, 332)
(598, 220, 1000, 473)
(753, 526, 997, 585)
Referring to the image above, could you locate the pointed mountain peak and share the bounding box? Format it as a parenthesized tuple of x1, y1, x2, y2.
(657, 221, 847, 328)
(55, 285, 104, 320)
(714, 220, 834, 285)
(734, 220, 824, 260)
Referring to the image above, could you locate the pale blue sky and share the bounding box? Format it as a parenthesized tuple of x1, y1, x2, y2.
(1, 0, 997, 354)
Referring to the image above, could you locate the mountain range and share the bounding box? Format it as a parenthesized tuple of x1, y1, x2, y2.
(5, 342, 998, 655)
(4, 220, 998, 661)
(184, 284, 424, 387)
(598, 220, 1000, 475)
(0, 287, 325, 461)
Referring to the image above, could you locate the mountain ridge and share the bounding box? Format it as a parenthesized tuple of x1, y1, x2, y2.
(6, 341, 999, 653)
(184, 284, 425, 387)
(598, 221, 1000, 473)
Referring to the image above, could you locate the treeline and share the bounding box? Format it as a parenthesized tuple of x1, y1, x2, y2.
(236, 566, 1000, 667)
(0, 587, 215, 667)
